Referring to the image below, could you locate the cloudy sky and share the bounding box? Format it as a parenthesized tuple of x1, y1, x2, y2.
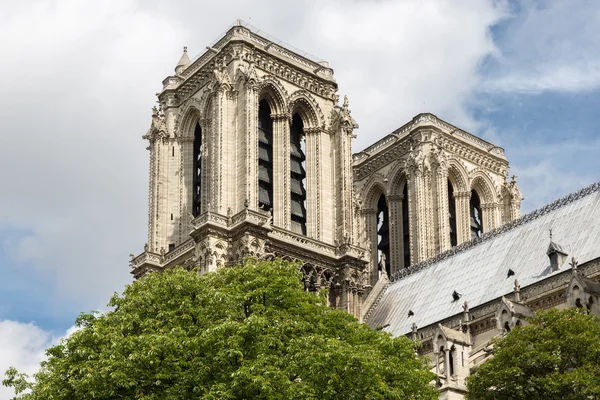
(1, 0, 599, 395)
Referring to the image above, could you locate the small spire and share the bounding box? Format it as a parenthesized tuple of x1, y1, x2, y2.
(175, 46, 191, 75)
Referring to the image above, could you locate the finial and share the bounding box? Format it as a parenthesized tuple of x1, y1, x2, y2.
(463, 300, 469, 312)
(343, 95, 349, 110)
(183, 46, 187, 53)
(570, 256, 578, 272)
(514, 279, 521, 302)
(549, 229, 553, 241)
(511, 175, 517, 184)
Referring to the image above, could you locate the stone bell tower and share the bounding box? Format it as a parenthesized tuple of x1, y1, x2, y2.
(130, 21, 369, 317)
(353, 114, 522, 288)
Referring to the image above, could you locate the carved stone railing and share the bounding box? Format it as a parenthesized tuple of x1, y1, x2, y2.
(269, 226, 337, 257)
(180, 21, 332, 82)
(390, 182, 600, 283)
(130, 251, 162, 271)
(353, 113, 505, 163)
(164, 239, 195, 263)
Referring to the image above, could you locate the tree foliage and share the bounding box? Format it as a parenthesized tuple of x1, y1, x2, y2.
(4, 259, 437, 399)
(467, 307, 600, 400)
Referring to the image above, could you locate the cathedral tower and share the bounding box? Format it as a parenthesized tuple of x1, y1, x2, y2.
(130, 21, 521, 319)
(131, 22, 369, 316)
(353, 114, 521, 287)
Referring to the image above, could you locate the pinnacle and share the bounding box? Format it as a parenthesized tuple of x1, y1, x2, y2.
(175, 46, 191, 74)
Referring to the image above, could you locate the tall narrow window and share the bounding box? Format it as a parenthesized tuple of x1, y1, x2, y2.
(192, 122, 203, 217)
(377, 194, 390, 277)
(290, 113, 307, 235)
(448, 180, 458, 247)
(258, 100, 273, 211)
(402, 184, 411, 268)
(470, 189, 483, 239)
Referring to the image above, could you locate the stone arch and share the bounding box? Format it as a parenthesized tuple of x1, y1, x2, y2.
(470, 171, 497, 204)
(177, 98, 203, 139)
(361, 176, 387, 210)
(447, 158, 469, 193)
(388, 164, 408, 197)
(198, 90, 216, 127)
(288, 90, 324, 129)
(257, 78, 288, 115)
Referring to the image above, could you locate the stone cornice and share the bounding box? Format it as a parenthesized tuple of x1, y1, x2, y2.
(182, 24, 335, 83)
(353, 122, 508, 182)
(159, 25, 337, 106)
(353, 113, 506, 167)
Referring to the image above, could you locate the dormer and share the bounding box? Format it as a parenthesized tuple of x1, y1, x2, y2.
(565, 261, 600, 315)
(547, 240, 568, 272)
(496, 296, 532, 334)
(433, 324, 471, 394)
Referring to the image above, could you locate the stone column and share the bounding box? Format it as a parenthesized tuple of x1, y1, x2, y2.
(454, 191, 471, 244)
(364, 209, 379, 286)
(179, 136, 194, 242)
(388, 194, 403, 275)
(444, 348, 451, 382)
(271, 114, 289, 228)
(304, 127, 319, 239)
(435, 167, 450, 254)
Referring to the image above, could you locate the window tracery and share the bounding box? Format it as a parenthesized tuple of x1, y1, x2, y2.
(290, 113, 307, 235)
(258, 99, 273, 211)
(192, 122, 203, 217)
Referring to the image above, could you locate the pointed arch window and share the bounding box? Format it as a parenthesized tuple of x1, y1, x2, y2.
(377, 194, 390, 276)
(290, 113, 307, 235)
(258, 99, 273, 211)
(448, 180, 458, 247)
(470, 189, 483, 239)
(192, 122, 203, 217)
(402, 183, 411, 268)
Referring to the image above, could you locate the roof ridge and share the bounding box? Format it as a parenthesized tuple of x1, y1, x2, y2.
(390, 181, 600, 283)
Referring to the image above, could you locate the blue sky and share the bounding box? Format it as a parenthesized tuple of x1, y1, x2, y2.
(0, 1, 599, 395)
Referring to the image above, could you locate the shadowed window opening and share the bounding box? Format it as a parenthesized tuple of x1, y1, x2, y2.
(449, 346, 455, 376)
(448, 180, 457, 247)
(258, 99, 273, 212)
(402, 184, 411, 268)
(290, 113, 306, 235)
(377, 194, 390, 277)
(192, 122, 203, 217)
(470, 189, 483, 239)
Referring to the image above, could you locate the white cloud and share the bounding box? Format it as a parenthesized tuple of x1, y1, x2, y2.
(0, 0, 508, 311)
(0, 320, 74, 398)
(1, 0, 597, 330)
(481, 0, 600, 93)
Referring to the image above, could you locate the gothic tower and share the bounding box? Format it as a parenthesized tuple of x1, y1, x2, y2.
(353, 114, 521, 288)
(130, 21, 522, 320)
(130, 22, 369, 317)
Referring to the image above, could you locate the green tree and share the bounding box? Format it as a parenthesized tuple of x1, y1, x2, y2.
(467, 307, 600, 400)
(4, 259, 436, 399)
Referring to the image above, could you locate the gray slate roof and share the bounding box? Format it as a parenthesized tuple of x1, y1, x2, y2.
(367, 183, 600, 336)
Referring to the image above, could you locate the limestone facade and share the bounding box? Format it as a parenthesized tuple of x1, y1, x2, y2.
(131, 24, 522, 318)
(132, 23, 368, 315)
